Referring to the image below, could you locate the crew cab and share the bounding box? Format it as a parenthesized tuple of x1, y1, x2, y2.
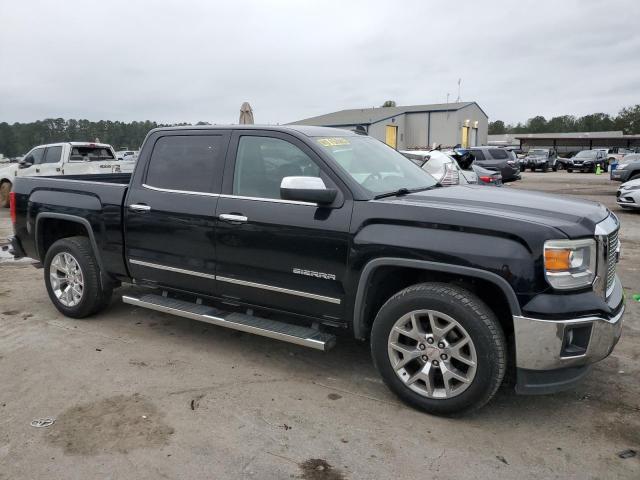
(7, 126, 625, 415)
(0, 142, 134, 207)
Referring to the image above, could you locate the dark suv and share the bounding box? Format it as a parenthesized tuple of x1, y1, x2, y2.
(468, 147, 521, 182)
(523, 148, 558, 172)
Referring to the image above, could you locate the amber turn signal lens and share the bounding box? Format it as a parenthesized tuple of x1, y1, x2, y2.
(544, 249, 571, 271)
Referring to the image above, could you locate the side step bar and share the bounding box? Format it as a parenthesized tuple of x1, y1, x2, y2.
(122, 294, 336, 351)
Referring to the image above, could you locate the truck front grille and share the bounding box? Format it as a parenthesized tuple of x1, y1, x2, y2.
(606, 229, 619, 296)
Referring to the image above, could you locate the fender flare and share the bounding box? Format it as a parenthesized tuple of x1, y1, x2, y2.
(352, 257, 522, 340)
(35, 212, 108, 286)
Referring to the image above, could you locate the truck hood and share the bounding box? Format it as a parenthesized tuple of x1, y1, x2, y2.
(377, 184, 609, 238)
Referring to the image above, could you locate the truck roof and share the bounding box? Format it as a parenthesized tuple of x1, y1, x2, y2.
(31, 141, 113, 149)
(149, 125, 358, 137)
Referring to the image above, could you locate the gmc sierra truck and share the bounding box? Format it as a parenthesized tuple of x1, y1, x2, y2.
(7, 125, 624, 415)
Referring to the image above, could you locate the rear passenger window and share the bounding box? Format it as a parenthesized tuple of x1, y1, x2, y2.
(233, 136, 320, 199)
(471, 149, 485, 160)
(43, 146, 62, 164)
(145, 135, 225, 193)
(488, 149, 508, 159)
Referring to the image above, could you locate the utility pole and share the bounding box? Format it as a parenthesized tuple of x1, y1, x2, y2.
(456, 78, 461, 102)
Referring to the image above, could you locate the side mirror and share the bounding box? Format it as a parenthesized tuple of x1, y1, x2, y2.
(18, 159, 32, 169)
(280, 176, 337, 205)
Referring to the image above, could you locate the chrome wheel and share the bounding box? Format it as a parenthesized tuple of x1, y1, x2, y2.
(388, 309, 477, 399)
(49, 252, 84, 307)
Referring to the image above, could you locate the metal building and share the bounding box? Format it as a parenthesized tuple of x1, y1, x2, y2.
(515, 131, 640, 153)
(289, 102, 488, 150)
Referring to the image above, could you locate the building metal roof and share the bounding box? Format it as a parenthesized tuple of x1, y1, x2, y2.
(514, 131, 624, 139)
(290, 102, 483, 127)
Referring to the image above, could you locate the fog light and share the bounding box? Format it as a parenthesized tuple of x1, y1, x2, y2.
(561, 324, 592, 357)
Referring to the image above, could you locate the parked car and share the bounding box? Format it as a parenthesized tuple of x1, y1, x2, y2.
(445, 149, 502, 186)
(7, 125, 624, 416)
(401, 150, 501, 186)
(566, 150, 608, 173)
(523, 148, 558, 172)
(617, 177, 640, 210)
(400, 150, 468, 186)
(556, 156, 574, 170)
(467, 146, 521, 182)
(0, 142, 134, 207)
(597, 147, 636, 165)
(610, 153, 640, 182)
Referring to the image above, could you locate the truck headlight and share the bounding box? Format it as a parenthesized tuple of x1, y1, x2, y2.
(544, 239, 596, 290)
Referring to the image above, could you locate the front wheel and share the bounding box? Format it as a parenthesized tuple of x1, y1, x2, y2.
(371, 283, 506, 416)
(44, 236, 113, 318)
(0, 181, 11, 208)
(567, 168, 573, 173)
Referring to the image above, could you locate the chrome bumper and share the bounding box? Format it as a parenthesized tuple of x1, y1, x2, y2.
(513, 302, 624, 371)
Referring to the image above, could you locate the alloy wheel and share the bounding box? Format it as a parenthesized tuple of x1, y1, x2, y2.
(49, 252, 84, 307)
(387, 309, 477, 399)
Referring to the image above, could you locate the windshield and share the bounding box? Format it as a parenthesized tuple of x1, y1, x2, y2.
(575, 150, 597, 159)
(528, 149, 548, 156)
(315, 136, 437, 194)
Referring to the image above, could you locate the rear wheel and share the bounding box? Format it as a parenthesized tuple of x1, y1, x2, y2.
(542, 163, 549, 173)
(371, 282, 506, 416)
(0, 181, 11, 208)
(567, 168, 573, 173)
(44, 236, 113, 318)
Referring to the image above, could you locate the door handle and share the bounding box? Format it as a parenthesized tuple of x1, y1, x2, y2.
(129, 204, 151, 213)
(35, 168, 40, 173)
(219, 213, 248, 223)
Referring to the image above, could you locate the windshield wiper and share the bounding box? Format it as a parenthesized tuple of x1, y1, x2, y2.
(373, 185, 438, 200)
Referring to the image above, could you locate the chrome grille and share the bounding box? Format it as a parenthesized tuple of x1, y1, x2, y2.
(606, 229, 619, 296)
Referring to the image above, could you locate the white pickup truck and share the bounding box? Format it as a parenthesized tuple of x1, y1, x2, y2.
(0, 142, 135, 207)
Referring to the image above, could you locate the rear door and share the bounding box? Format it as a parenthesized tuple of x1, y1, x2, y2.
(124, 130, 230, 296)
(64, 145, 118, 175)
(215, 130, 352, 321)
(39, 145, 64, 176)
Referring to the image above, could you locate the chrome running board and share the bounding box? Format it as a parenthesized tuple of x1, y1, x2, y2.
(122, 293, 336, 351)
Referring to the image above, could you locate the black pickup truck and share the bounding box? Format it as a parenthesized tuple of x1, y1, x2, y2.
(7, 125, 624, 415)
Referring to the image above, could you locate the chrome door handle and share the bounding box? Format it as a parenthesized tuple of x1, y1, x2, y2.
(219, 213, 248, 223)
(129, 204, 151, 212)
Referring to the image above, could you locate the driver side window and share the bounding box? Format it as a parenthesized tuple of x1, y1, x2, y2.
(233, 136, 320, 200)
(25, 148, 45, 165)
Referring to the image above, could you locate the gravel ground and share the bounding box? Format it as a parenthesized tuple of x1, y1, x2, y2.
(0, 171, 638, 479)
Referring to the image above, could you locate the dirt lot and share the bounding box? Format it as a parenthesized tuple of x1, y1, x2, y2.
(0, 171, 638, 479)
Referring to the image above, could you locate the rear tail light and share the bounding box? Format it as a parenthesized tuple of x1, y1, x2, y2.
(9, 191, 16, 224)
(479, 176, 492, 183)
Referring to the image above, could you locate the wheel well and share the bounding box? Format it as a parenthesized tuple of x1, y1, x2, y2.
(38, 218, 89, 260)
(361, 266, 515, 339)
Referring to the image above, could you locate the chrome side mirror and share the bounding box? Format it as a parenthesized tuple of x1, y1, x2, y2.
(280, 176, 337, 205)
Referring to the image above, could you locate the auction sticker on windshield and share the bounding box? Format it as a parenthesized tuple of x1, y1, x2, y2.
(317, 138, 350, 147)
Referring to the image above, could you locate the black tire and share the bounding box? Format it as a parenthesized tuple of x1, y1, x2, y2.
(567, 168, 573, 173)
(370, 282, 506, 416)
(530, 167, 536, 172)
(0, 181, 11, 208)
(542, 163, 548, 173)
(603, 162, 609, 173)
(556, 162, 563, 171)
(552, 164, 558, 172)
(44, 236, 113, 318)
(519, 165, 525, 172)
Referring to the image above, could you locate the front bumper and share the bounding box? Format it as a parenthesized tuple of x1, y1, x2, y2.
(513, 302, 624, 371)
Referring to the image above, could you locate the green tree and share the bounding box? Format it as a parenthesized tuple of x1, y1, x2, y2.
(381, 100, 396, 107)
(615, 105, 640, 134)
(488, 120, 506, 134)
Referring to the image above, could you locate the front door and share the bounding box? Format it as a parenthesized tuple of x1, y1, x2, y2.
(385, 125, 398, 149)
(124, 130, 230, 296)
(215, 131, 351, 321)
(17, 147, 46, 177)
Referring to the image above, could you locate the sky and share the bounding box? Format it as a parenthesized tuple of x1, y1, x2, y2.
(1, 0, 639, 126)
